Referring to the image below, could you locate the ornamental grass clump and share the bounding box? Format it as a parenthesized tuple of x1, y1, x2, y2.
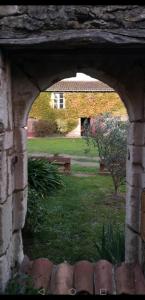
(23, 159, 64, 234)
(96, 223, 125, 264)
(28, 158, 64, 197)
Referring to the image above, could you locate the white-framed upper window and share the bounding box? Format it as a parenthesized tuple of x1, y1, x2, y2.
(53, 92, 65, 109)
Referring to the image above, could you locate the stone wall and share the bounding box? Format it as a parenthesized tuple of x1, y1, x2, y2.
(1, 4, 145, 292)
(0, 50, 15, 291)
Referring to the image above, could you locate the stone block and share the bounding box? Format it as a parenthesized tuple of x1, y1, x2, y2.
(0, 151, 7, 203)
(141, 173, 145, 189)
(12, 187, 28, 231)
(142, 148, 145, 170)
(0, 196, 12, 255)
(125, 225, 141, 263)
(127, 122, 145, 146)
(14, 151, 28, 191)
(7, 154, 14, 197)
(12, 230, 24, 268)
(3, 131, 13, 150)
(0, 6, 18, 17)
(0, 250, 11, 292)
(0, 68, 8, 129)
(125, 184, 141, 233)
(14, 128, 27, 152)
(127, 145, 143, 165)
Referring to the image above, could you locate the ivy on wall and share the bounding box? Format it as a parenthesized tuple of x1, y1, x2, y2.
(29, 91, 127, 134)
(65, 92, 127, 118)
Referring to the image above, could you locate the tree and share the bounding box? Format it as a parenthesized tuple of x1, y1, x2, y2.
(83, 113, 128, 196)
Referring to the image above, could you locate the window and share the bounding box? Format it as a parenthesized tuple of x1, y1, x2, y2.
(53, 92, 65, 109)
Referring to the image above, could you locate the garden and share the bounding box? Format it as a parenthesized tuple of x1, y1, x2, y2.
(23, 114, 127, 265)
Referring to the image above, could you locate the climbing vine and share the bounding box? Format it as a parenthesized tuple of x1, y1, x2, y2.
(29, 91, 127, 134)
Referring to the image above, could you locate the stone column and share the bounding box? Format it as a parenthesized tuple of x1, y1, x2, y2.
(125, 121, 145, 264)
(11, 64, 40, 282)
(0, 51, 14, 291)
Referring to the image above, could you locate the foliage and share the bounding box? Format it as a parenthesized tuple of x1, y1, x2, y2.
(5, 273, 39, 295)
(27, 137, 97, 157)
(56, 118, 78, 134)
(96, 223, 125, 264)
(28, 158, 64, 197)
(23, 174, 125, 263)
(65, 92, 127, 118)
(84, 113, 128, 195)
(29, 91, 127, 135)
(29, 92, 56, 121)
(24, 158, 64, 234)
(33, 119, 58, 137)
(23, 188, 49, 234)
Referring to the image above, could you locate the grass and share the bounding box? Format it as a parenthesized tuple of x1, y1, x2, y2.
(27, 137, 97, 157)
(72, 164, 99, 174)
(23, 174, 125, 264)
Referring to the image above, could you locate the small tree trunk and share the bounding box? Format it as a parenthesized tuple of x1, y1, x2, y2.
(111, 175, 119, 198)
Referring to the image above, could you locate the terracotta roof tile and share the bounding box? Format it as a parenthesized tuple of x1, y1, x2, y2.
(30, 258, 53, 291)
(46, 80, 114, 92)
(115, 262, 135, 294)
(94, 259, 113, 295)
(133, 262, 145, 294)
(74, 260, 94, 294)
(20, 257, 145, 295)
(50, 262, 74, 295)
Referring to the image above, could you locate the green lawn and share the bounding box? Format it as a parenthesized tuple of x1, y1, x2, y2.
(27, 137, 97, 157)
(23, 174, 125, 264)
(72, 164, 99, 174)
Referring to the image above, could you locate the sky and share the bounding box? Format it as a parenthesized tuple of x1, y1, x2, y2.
(63, 73, 98, 81)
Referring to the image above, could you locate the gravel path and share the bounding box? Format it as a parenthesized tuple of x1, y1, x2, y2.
(28, 152, 99, 166)
(28, 152, 100, 175)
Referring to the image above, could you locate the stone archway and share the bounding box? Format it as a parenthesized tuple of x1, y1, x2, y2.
(1, 5, 145, 291)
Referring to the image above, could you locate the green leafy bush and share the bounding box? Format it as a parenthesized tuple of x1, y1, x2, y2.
(33, 119, 58, 137)
(28, 158, 64, 197)
(5, 273, 39, 295)
(23, 188, 48, 234)
(23, 159, 64, 234)
(84, 113, 128, 195)
(96, 223, 125, 264)
(56, 118, 78, 134)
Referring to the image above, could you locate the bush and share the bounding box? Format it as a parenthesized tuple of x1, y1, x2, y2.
(23, 159, 64, 234)
(84, 113, 128, 195)
(96, 223, 125, 264)
(28, 158, 64, 197)
(5, 273, 39, 295)
(56, 118, 78, 134)
(23, 188, 48, 234)
(33, 119, 58, 137)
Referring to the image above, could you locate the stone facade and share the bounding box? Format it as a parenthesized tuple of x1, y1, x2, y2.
(1, 5, 145, 291)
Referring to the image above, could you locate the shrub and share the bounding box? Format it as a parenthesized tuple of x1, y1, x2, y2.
(56, 118, 78, 134)
(23, 188, 48, 234)
(33, 119, 58, 137)
(84, 113, 128, 196)
(5, 273, 39, 295)
(66, 118, 78, 133)
(28, 158, 64, 197)
(96, 223, 125, 264)
(23, 159, 64, 234)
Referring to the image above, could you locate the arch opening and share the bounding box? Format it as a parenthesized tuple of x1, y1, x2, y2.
(22, 71, 128, 265)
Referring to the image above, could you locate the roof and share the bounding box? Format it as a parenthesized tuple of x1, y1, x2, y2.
(20, 256, 145, 295)
(46, 80, 114, 92)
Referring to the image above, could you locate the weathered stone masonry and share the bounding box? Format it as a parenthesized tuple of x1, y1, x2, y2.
(1, 5, 145, 290)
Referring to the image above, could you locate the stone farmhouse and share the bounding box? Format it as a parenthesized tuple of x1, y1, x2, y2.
(28, 75, 127, 137)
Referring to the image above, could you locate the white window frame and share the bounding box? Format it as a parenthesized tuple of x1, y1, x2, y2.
(53, 92, 65, 109)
